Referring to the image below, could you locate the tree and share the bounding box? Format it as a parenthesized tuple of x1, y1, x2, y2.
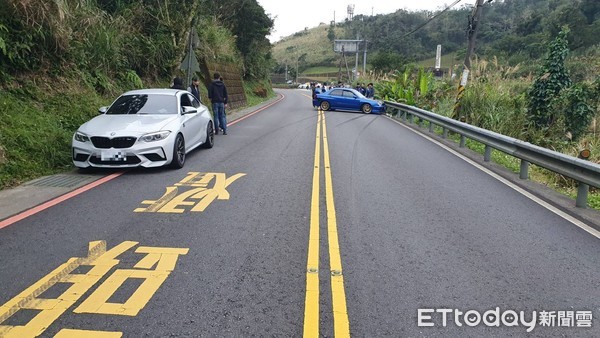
(560, 83, 596, 141)
(527, 26, 571, 128)
(205, 0, 274, 79)
(327, 22, 335, 42)
(370, 52, 407, 73)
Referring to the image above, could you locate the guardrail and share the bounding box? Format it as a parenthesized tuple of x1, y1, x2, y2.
(385, 101, 600, 208)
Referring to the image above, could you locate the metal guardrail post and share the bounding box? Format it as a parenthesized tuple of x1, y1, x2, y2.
(520, 160, 530, 179)
(576, 183, 589, 208)
(409, 114, 414, 124)
(418, 119, 423, 128)
(429, 122, 434, 133)
(442, 128, 448, 139)
(460, 135, 466, 148)
(402, 111, 407, 122)
(484, 145, 492, 162)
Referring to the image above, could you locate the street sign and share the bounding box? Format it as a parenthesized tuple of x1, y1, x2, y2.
(334, 40, 361, 53)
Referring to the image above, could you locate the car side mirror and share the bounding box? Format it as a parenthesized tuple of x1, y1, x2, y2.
(98, 106, 108, 114)
(182, 106, 197, 114)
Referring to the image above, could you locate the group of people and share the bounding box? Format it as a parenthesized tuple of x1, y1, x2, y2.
(170, 73, 229, 135)
(356, 83, 375, 98)
(311, 81, 376, 99)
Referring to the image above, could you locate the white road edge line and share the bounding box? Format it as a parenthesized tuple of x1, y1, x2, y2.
(387, 116, 600, 239)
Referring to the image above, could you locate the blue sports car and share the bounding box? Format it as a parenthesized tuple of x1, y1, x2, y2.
(312, 88, 385, 114)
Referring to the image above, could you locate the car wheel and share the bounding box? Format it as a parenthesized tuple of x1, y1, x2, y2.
(361, 103, 372, 114)
(171, 133, 185, 169)
(202, 121, 214, 149)
(320, 101, 330, 111)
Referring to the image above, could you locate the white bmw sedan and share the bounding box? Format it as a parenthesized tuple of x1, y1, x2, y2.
(72, 88, 214, 169)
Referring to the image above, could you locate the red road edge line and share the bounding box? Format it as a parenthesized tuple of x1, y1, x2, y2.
(227, 93, 285, 127)
(0, 172, 124, 229)
(0, 95, 286, 230)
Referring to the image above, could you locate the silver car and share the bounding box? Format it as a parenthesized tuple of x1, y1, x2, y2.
(72, 89, 214, 169)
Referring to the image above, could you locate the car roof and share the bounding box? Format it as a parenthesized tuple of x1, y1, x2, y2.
(328, 88, 360, 94)
(122, 88, 185, 96)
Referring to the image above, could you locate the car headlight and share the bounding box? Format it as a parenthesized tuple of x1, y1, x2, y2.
(74, 131, 90, 142)
(140, 131, 171, 142)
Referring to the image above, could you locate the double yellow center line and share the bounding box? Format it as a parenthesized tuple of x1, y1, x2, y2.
(304, 108, 350, 337)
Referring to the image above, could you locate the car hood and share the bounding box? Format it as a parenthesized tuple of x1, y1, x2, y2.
(78, 114, 179, 136)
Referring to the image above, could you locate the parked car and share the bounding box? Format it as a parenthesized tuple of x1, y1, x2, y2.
(298, 82, 311, 89)
(312, 88, 385, 114)
(72, 88, 214, 169)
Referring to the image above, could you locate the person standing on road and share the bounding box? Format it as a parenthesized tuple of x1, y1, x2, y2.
(366, 83, 375, 98)
(170, 77, 185, 90)
(208, 72, 228, 135)
(187, 76, 201, 101)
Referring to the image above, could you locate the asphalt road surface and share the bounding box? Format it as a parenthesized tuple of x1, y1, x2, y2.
(1, 88, 599, 337)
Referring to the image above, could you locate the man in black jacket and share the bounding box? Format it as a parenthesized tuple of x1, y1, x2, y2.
(187, 76, 201, 101)
(208, 72, 228, 135)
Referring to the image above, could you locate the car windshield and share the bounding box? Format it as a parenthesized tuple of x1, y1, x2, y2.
(353, 91, 366, 99)
(106, 94, 177, 115)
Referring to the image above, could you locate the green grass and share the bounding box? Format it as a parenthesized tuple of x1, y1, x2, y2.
(303, 66, 339, 75)
(416, 52, 461, 70)
(0, 85, 108, 189)
(243, 80, 275, 107)
(272, 26, 344, 70)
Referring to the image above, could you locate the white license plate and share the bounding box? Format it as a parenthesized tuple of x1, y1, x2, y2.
(100, 150, 126, 161)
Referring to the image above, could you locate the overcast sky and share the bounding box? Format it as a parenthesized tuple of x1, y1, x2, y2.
(257, 0, 464, 42)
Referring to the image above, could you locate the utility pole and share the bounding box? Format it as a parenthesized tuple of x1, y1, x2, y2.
(464, 0, 485, 71)
(363, 40, 367, 76)
(355, 33, 359, 81)
(453, 0, 487, 119)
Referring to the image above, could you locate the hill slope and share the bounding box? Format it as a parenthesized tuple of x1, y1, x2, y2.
(272, 0, 600, 76)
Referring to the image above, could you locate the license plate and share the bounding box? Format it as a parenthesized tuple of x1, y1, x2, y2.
(100, 149, 126, 161)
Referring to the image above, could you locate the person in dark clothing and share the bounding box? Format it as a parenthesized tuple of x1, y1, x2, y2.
(208, 72, 228, 135)
(170, 77, 185, 90)
(187, 76, 201, 101)
(366, 83, 375, 98)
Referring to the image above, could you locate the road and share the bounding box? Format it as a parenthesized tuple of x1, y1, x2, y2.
(1, 88, 599, 337)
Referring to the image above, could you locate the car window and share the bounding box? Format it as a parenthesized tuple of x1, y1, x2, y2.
(189, 94, 201, 108)
(330, 89, 343, 96)
(180, 94, 192, 108)
(106, 94, 177, 115)
(342, 90, 356, 98)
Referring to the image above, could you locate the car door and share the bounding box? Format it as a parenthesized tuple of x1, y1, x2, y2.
(342, 90, 360, 110)
(179, 93, 204, 150)
(328, 89, 344, 109)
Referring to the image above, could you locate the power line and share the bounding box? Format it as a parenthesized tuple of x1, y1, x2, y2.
(401, 0, 462, 38)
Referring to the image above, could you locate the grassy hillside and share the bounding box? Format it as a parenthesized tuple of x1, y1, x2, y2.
(272, 25, 345, 72)
(416, 52, 461, 70)
(273, 0, 600, 78)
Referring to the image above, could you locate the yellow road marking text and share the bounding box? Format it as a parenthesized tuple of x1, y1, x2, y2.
(135, 172, 246, 213)
(0, 241, 188, 337)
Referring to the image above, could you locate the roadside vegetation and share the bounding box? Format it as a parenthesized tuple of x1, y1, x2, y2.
(0, 0, 275, 189)
(376, 29, 600, 208)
